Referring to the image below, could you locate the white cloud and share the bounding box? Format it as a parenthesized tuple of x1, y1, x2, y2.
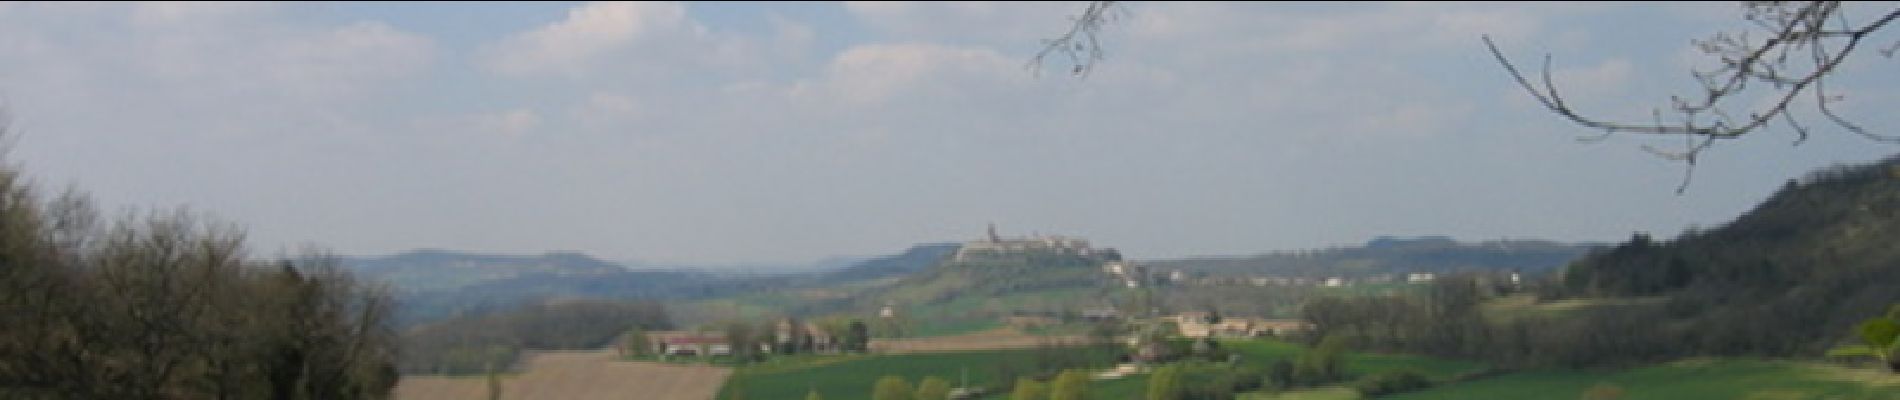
(843, 1, 1074, 44)
(482, 1, 693, 76)
(794, 42, 1022, 107)
(570, 92, 644, 126)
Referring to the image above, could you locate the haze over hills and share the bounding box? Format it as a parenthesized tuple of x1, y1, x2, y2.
(1143, 236, 1599, 280)
(344, 234, 1604, 327)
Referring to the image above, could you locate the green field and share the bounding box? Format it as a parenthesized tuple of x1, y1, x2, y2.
(719, 348, 1119, 400)
(1389, 359, 1900, 400)
(717, 337, 1900, 400)
(1218, 339, 1489, 381)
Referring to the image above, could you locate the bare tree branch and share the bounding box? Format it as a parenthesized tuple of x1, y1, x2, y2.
(1030, 1, 1122, 78)
(1485, 2, 1900, 192)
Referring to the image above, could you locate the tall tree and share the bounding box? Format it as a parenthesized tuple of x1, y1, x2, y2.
(848, 320, 872, 352)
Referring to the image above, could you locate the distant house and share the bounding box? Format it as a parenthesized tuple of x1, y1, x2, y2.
(1081, 307, 1120, 322)
(647, 331, 731, 357)
(1211, 317, 1313, 337)
(773, 319, 839, 354)
(1166, 313, 1310, 338)
(1165, 312, 1216, 338)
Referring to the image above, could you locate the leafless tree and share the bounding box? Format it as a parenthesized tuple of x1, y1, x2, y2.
(1030, 1, 1123, 78)
(1486, 2, 1900, 192)
(1038, 2, 1900, 192)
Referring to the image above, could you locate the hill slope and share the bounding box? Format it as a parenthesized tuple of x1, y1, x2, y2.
(1145, 236, 1593, 279)
(1553, 154, 1900, 358)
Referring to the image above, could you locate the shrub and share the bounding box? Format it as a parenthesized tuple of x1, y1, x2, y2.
(1350, 369, 1432, 397)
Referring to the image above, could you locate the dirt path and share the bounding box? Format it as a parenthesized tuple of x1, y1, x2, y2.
(868, 327, 1093, 354)
(393, 349, 731, 400)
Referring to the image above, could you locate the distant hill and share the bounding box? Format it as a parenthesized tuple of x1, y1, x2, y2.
(816, 243, 961, 282)
(1142, 237, 1596, 279)
(344, 249, 630, 292)
(343, 250, 782, 327)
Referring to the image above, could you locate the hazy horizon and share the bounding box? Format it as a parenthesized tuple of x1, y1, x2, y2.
(3, 2, 1897, 264)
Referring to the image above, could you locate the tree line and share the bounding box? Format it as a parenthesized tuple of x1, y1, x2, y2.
(400, 299, 672, 374)
(0, 153, 398, 398)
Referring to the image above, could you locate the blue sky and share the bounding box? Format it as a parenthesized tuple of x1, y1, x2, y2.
(1, 2, 1896, 264)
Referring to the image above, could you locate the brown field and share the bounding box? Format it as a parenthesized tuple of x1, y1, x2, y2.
(393, 349, 731, 400)
(868, 327, 1091, 354)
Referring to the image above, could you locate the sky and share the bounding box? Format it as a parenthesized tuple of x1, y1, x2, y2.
(1, 2, 1897, 265)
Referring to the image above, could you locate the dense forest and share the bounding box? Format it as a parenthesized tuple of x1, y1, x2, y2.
(0, 157, 398, 398)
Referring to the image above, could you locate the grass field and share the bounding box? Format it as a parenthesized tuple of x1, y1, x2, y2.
(720, 335, 1900, 400)
(719, 348, 1119, 400)
(1388, 358, 1900, 400)
(1218, 339, 1489, 381)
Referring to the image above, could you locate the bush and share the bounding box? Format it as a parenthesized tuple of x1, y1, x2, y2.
(1350, 369, 1432, 397)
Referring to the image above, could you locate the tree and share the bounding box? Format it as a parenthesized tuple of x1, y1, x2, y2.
(1313, 334, 1349, 381)
(848, 320, 872, 352)
(0, 137, 398, 399)
(1038, 2, 1900, 192)
(1145, 364, 1182, 400)
(915, 376, 952, 400)
(1826, 304, 1900, 372)
(1011, 377, 1049, 400)
(872, 375, 914, 400)
(1049, 369, 1093, 400)
(486, 362, 503, 400)
(1483, 2, 1900, 192)
(726, 321, 759, 363)
(1265, 359, 1296, 390)
(624, 327, 652, 357)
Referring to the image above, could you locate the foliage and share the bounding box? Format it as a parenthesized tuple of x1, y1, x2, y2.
(1290, 335, 1350, 387)
(914, 376, 951, 400)
(872, 375, 913, 400)
(1383, 359, 1900, 400)
(1146, 364, 1183, 400)
(1350, 369, 1432, 397)
(1012, 378, 1050, 400)
(1049, 369, 1093, 400)
(1825, 304, 1900, 372)
(400, 299, 670, 374)
(623, 327, 653, 357)
(0, 148, 397, 398)
(1295, 156, 1900, 370)
(1146, 237, 1587, 281)
(723, 348, 1117, 400)
(848, 320, 871, 352)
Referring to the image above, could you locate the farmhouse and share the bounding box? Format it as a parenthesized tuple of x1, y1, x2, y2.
(645, 331, 732, 357)
(773, 319, 840, 354)
(1165, 313, 1312, 338)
